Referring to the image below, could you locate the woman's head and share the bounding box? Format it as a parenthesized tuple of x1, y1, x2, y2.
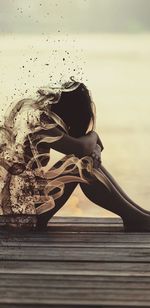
(50, 82, 96, 137)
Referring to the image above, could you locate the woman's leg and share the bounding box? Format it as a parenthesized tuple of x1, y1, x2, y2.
(36, 157, 79, 228)
(80, 164, 150, 231)
(36, 181, 78, 229)
(36, 155, 150, 231)
(99, 164, 150, 215)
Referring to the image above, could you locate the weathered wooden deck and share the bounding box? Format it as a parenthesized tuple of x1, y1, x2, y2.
(0, 217, 150, 307)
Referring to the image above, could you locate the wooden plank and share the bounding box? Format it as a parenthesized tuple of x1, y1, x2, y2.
(1, 241, 150, 248)
(0, 273, 150, 286)
(1, 232, 150, 244)
(46, 217, 124, 231)
(0, 287, 150, 304)
(0, 216, 122, 225)
(0, 246, 150, 261)
(0, 306, 149, 308)
(0, 261, 150, 275)
(49, 217, 122, 224)
(1, 229, 150, 244)
(0, 304, 149, 308)
(0, 224, 124, 232)
(0, 282, 149, 293)
(47, 222, 124, 232)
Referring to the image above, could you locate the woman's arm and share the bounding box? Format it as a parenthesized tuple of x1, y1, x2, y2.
(89, 135, 104, 169)
(34, 126, 98, 158)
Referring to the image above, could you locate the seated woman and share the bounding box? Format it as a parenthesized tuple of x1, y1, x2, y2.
(1, 78, 150, 231)
(24, 79, 150, 231)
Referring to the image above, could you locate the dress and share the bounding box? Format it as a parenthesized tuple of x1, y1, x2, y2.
(0, 79, 110, 228)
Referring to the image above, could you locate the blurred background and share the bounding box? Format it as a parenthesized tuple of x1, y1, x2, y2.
(0, 0, 150, 217)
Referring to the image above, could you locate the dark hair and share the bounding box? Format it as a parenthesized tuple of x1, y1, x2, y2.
(50, 83, 96, 137)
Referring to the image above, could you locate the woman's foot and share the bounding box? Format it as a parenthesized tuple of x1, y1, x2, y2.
(35, 223, 48, 231)
(35, 216, 48, 231)
(123, 214, 150, 232)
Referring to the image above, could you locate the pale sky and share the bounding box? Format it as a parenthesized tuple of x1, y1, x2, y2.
(0, 0, 150, 34)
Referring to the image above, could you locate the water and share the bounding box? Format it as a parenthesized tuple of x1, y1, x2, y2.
(0, 33, 150, 217)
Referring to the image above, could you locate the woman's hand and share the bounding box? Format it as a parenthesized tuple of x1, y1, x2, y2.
(91, 143, 102, 169)
(97, 135, 104, 152)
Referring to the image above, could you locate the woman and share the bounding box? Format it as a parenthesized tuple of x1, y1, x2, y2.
(1, 78, 150, 231)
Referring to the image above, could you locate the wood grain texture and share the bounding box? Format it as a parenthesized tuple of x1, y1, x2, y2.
(0, 217, 150, 307)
